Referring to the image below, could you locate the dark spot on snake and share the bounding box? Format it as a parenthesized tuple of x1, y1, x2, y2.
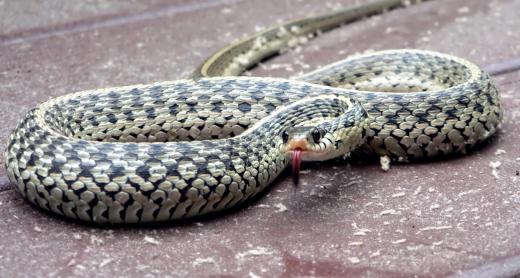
(444, 109, 458, 119)
(414, 112, 429, 123)
(123, 110, 135, 121)
(264, 103, 276, 112)
(131, 102, 144, 108)
(169, 103, 179, 115)
(238, 102, 252, 113)
(101, 208, 109, 220)
(214, 122, 226, 128)
(107, 113, 117, 124)
(49, 161, 64, 174)
(145, 108, 156, 119)
(78, 167, 95, 179)
(108, 91, 119, 98)
(136, 165, 151, 180)
(109, 166, 125, 179)
(166, 166, 180, 178)
(322, 79, 333, 86)
(475, 103, 484, 113)
(238, 122, 249, 130)
(27, 153, 37, 167)
(119, 208, 125, 221)
(153, 99, 165, 105)
(152, 207, 161, 219)
(385, 115, 399, 125)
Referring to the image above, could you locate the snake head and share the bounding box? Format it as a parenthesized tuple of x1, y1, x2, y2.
(281, 126, 332, 158)
(281, 126, 335, 184)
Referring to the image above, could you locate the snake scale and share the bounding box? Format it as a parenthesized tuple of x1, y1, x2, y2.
(4, 0, 502, 224)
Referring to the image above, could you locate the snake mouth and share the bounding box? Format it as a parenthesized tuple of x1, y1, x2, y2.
(291, 148, 302, 184)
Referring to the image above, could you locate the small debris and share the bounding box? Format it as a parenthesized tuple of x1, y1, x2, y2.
(353, 231, 369, 236)
(273, 203, 288, 213)
(457, 6, 470, 13)
(392, 192, 406, 198)
(33, 226, 43, 232)
(348, 241, 364, 246)
(430, 204, 440, 210)
(489, 161, 502, 179)
(90, 235, 104, 245)
(458, 189, 481, 197)
(98, 259, 114, 268)
(392, 239, 407, 244)
(380, 209, 398, 216)
(221, 7, 233, 14)
(67, 258, 77, 267)
(249, 272, 261, 278)
(192, 257, 216, 266)
(352, 222, 371, 235)
(417, 225, 453, 234)
(235, 247, 274, 260)
(144, 235, 160, 245)
(380, 156, 391, 171)
(413, 186, 422, 195)
(348, 257, 360, 264)
(494, 149, 506, 155)
(369, 250, 381, 258)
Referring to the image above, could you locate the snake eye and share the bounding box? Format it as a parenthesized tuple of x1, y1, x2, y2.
(281, 130, 289, 143)
(311, 128, 322, 143)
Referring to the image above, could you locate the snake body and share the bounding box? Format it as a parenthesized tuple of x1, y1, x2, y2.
(4, 1, 502, 224)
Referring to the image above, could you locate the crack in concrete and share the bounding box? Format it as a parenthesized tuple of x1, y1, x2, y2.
(0, 0, 243, 47)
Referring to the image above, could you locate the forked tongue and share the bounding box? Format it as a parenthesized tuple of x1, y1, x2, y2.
(291, 149, 302, 185)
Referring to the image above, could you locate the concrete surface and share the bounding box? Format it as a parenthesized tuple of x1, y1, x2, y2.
(1, 0, 519, 277)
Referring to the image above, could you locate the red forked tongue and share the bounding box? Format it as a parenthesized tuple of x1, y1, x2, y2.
(291, 149, 302, 185)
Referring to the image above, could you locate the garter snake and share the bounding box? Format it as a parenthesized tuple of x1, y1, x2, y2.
(4, 0, 502, 223)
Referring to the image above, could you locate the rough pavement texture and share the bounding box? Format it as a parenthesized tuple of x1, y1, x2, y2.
(1, 0, 520, 277)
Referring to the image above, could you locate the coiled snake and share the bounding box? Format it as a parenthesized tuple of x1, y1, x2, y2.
(4, 0, 502, 223)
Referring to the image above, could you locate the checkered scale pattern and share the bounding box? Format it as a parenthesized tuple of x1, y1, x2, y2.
(4, 50, 502, 223)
